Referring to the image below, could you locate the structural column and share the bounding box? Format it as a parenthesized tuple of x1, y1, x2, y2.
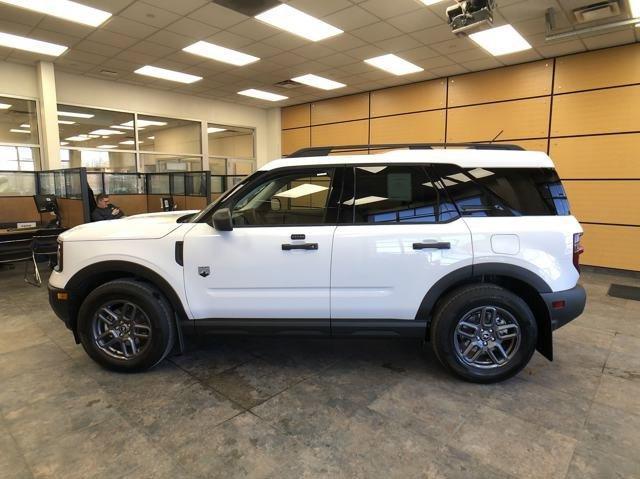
(36, 61, 61, 169)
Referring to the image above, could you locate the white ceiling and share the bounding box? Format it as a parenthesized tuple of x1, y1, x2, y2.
(0, 0, 638, 108)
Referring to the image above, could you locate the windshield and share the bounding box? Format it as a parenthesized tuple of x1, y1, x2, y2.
(190, 171, 266, 223)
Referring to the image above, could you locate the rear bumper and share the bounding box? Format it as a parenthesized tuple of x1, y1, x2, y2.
(541, 284, 586, 331)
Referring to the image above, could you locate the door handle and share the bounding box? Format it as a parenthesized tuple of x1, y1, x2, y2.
(282, 243, 319, 251)
(413, 241, 450, 250)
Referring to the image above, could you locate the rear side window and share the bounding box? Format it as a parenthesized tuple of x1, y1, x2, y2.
(340, 165, 460, 224)
(433, 165, 570, 216)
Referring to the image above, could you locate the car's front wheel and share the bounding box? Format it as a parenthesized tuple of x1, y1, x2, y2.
(430, 284, 537, 383)
(77, 279, 175, 372)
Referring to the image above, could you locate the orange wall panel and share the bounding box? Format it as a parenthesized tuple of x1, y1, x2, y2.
(282, 104, 310, 129)
(311, 93, 369, 125)
(370, 110, 445, 144)
(370, 79, 446, 117)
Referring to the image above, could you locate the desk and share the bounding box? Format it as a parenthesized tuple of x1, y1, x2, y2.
(0, 227, 39, 236)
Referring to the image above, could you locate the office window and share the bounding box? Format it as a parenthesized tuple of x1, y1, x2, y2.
(343, 165, 459, 224)
(57, 104, 136, 151)
(231, 168, 336, 226)
(60, 148, 136, 172)
(208, 124, 255, 179)
(0, 95, 41, 171)
(139, 115, 201, 155)
(141, 153, 202, 172)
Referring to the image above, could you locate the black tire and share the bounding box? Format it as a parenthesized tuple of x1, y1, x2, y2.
(430, 284, 537, 383)
(77, 279, 175, 372)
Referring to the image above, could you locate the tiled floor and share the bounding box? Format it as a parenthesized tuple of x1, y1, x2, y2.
(0, 267, 638, 479)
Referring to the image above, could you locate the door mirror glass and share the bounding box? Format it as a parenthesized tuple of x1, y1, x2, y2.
(212, 207, 233, 231)
(270, 197, 281, 211)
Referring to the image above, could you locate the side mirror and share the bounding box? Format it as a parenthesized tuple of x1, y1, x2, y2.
(270, 197, 281, 211)
(212, 208, 233, 231)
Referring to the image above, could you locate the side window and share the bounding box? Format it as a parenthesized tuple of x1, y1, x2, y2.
(230, 168, 337, 226)
(341, 165, 459, 224)
(434, 165, 569, 216)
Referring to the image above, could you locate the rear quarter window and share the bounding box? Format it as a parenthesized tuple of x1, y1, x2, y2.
(434, 165, 570, 216)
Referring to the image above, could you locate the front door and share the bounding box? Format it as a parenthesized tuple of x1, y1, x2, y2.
(331, 164, 473, 321)
(183, 167, 341, 325)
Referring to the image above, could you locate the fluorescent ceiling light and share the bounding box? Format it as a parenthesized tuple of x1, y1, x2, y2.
(292, 74, 345, 90)
(58, 111, 93, 119)
(447, 173, 471, 183)
(343, 196, 388, 206)
(0, 0, 111, 27)
(0, 31, 67, 56)
(419, 0, 446, 5)
(10, 128, 30, 133)
(469, 24, 532, 56)
(147, 136, 155, 140)
(65, 135, 90, 141)
(60, 142, 69, 146)
(58, 120, 75, 125)
(238, 89, 288, 101)
(255, 4, 342, 42)
(111, 124, 133, 130)
(207, 127, 227, 134)
(97, 145, 117, 149)
(468, 167, 494, 179)
(364, 54, 423, 76)
(121, 119, 167, 128)
(20, 123, 30, 128)
(630, 0, 640, 18)
(275, 183, 328, 199)
(90, 129, 124, 135)
(183, 41, 259, 66)
(0, 102, 11, 109)
(135, 65, 202, 84)
(119, 140, 142, 145)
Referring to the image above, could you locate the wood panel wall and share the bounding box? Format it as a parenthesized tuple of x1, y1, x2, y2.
(281, 43, 640, 271)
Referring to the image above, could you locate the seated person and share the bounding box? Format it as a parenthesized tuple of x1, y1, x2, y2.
(92, 193, 125, 222)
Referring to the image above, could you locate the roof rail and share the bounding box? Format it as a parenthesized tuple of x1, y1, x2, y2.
(287, 143, 525, 158)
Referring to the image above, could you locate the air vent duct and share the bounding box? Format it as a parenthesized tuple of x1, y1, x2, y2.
(573, 1, 621, 24)
(273, 80, 303, 89)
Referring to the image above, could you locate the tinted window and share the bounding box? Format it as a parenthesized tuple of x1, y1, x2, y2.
(434, 165, 569, 216)
(230, 168, 337, 226)
(341, 165, 459, 224)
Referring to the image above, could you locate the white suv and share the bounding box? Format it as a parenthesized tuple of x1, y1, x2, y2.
(48, 144, 586, 383)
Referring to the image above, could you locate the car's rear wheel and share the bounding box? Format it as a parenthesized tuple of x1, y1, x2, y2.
(430, 284, 537, 383)
(77, 279, 175, 372)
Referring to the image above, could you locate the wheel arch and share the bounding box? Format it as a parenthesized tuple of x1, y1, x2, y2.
(65, 261, 189, 335)
(417, 263, 553, 361)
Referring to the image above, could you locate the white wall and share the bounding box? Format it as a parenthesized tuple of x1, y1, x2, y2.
(0, 60, 282, 169)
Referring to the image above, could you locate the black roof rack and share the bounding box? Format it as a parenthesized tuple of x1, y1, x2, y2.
(287, 143, 525, 158)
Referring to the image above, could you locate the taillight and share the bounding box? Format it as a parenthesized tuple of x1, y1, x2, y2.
(573, 233, 584, 271)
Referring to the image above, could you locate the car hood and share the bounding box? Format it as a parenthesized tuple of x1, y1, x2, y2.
(60, 210, 199, 242)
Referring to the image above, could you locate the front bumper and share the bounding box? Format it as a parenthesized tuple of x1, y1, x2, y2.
(541, 284, 586, 331)
(48, 283, 76, 332)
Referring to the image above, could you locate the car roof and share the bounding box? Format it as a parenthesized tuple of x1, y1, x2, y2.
(260, 148, 554, 171)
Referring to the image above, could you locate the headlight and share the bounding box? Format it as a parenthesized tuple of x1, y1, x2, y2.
(55, 240, 63, 272)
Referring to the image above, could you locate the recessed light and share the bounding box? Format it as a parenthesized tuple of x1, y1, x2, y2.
(58, 120, 76, 125)
(0, 103, 11, 109)
(0, 0, 111, 27)
(134, 65, 202, 84)
(10, 128, 30, 133)
(183, 41, 259, 66)
(255, 4, 342, 42)
(364, 54, 423, 76)
(90, 129, 124, 135)
(58, 111, 94, 119)
(97, 145, 117, 149)
(469, 25, 532, 56)
(292, 74, 345, 90)
(121, 119, 167, 128)
(207, 127, 227, 134)
(0, 31, 67, 56)
(238, 89, 288, 101)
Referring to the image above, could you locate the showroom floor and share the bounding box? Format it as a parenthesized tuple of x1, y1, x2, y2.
(0, 267, 638, 479)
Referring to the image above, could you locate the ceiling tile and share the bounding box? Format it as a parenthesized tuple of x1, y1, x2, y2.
(0, 18, 33, 36)
(430, 64, 469, 77)
(27, 28, 82, 48)
(113, 49, 154, 65)
(359, 0, 422, 19)
(146, 30, 192, 49)
(291, 43, 336, 60)
(129, 40, 175, 57)
(248, 59, 286, 73)
(74, 39, 122, 58)
(318, 52, 359, 67)
(228, 19, 280, 41)
(499, 49, 544, 65)
(270, 51, 309, 66)
(447, 47, 492, 63)
(430, 37, 476, 56)
(261, 32, 309, 50)
(82, 1, 137, 14)
(187, 3, 247, 29)
(287, 0, 352, 17)
(141, 0, 208, 15)
(345, 44, 387, 60)
(205, 30, 254, 49)
(339, 61, 374, 75)
(581, 29, 636, 50)
(320, 33, 367, 52)
(387, 8, 443, 33)
(397, 45, 441, 62)
(422, 55, 455, 69)
(375, 34, 423, 53)
(536, 39, 586, 57)
(351, 21, 403, 43)
(166, 18, 219, 40)
(498, 0, 565, 24)
(58, 49, 109, 65)
(0, 5, 43, 26)
(36, 17, 95, 38)
(54, 59, 96, 73)
(161, 50, 203, 66)
(242, 42, 283, 59)
(102, 16, 157, 39)
(411, 24, 458, 45)
(322, 6, 379, 31)
(462, 57, 503, 71)
(119, 2, 180, 28)
(87, 29, 140, 49)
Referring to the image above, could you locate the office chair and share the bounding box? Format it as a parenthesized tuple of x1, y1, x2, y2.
(26, 228, 65, 286)
(0, 232, 35, 282)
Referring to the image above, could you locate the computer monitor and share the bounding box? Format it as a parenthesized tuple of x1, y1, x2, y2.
(161, 196, 175, 212)
(33, 194, 58, 213)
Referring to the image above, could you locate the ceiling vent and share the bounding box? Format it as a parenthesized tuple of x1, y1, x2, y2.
(573, 1, 621, 24)
(273, 79, 303, 89)
(211, 0, 280, 17)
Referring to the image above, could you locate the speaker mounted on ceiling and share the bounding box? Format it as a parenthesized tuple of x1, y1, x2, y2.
(211, 0, 281, 17)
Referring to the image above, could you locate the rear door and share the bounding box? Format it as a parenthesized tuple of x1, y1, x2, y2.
(330, 164, 473, 321)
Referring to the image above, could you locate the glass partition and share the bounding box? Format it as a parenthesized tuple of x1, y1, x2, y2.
(60, 148, 136, 172)
(87, 172, 104, 194)
(171, 173, 185, 195)
(208, 124, 255, 178)
(104, 173, 145, 194)
(185, 172, 208, 197)
(141, 153, 201, 172)
(147, 174, 170, 195)
(0, 96, 41, 171)
(0, 171, 36, 196)
(139, 115, 201, 156)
